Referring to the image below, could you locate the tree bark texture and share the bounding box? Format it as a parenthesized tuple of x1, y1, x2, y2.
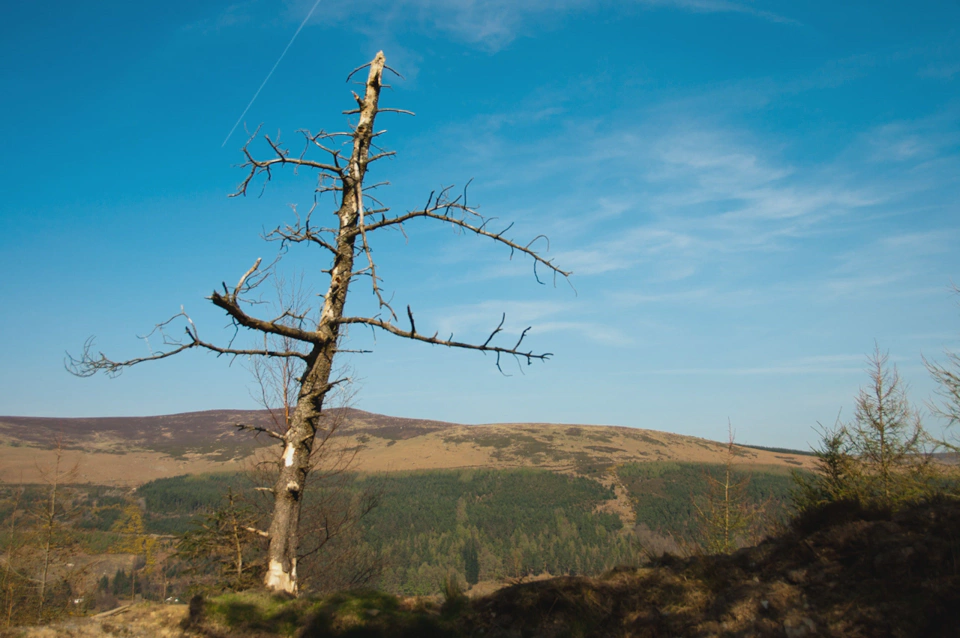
(263, 52, 385, 595)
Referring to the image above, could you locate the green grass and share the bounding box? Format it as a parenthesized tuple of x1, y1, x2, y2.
(205, 589, 456, 637)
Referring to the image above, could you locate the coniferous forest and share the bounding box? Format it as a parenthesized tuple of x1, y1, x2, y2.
(0, 463, 798, 613)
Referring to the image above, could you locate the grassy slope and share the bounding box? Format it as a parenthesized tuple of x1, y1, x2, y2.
(0, 409, 815, 485)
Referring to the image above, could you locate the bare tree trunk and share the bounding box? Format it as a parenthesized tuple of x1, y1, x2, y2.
(69, 49, 569, 597)
(262, 53, 385, 595)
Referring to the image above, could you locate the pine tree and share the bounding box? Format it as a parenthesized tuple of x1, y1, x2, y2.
(175, 488, 263, 590)
(110, 504, 157, 599)
(849, 347, 933, 505)
(925, 287, 960, 463)
(794, 346, 937, 512)
(461, 536, 480, 586)
(692, 426, 760, 554)
(792, 419, 864, 509)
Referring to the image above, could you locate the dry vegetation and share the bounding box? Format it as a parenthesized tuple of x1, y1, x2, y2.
(462, 497, 960, 637)
(0, 409, 815, 486)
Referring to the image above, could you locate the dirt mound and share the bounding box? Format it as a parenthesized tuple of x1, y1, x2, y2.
(464, 497, 960, 637)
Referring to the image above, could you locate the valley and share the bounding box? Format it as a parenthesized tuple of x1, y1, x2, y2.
(0, 409, 808, 601)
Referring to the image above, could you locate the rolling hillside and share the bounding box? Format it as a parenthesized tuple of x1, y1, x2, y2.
(0, 409, 814, 602)
(0, 409, 814, 486)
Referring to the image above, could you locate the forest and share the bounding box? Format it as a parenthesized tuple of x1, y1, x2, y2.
(0, 461, 797, 621)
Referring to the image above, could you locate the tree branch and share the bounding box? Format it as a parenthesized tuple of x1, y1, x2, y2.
(231, 129, 346, 199)
(360, 185, 571, 284)
(66, 307, 312, 378)
(209, 284, 323, 346)
(336, 315, 551, 366)
(235, 423, 285, 442)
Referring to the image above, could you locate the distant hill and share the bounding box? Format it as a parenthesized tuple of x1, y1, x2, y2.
(0, 408, 814, 486)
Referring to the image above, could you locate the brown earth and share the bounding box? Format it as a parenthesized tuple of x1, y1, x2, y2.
(0, 409, 815, 486)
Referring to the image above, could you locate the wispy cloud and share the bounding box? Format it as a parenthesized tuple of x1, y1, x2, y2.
(422, 300, 572, 340)
(521, 125, 884, 281)
(275, 0, 798, 50)
(535, 321, 635, 346)
(639, 353, 868, 376)
(611, 286, 762, 307)
(645, 128, 882, 228)
(820, 273, 921, 299)
(920, 63, 960, 80)
(425, 299, 628, 346)
(182, 1, 258, 33)
(864, 113, 960, 164)
(558, 227, 703, 276)
(878, 230, 957, 253)
(819, 227, 959, 300)
(638, 0, 799, 25)
(418, 112, 938, 295)
(408, 88, 959, 348)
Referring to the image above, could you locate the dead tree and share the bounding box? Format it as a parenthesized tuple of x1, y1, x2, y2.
(246, 277, 382, 593)
(68, 51, 570, 595)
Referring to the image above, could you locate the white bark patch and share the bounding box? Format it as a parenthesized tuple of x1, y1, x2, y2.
(265, 559, 297, 594)
(282, 443, 296, 467)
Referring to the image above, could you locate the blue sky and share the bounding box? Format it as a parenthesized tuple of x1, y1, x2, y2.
(1, 0, 958, 449)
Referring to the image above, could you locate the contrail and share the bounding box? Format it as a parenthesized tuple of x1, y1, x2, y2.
(221, 0, 323, 148)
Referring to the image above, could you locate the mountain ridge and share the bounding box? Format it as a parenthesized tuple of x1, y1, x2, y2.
(0, 408, 815, 486)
